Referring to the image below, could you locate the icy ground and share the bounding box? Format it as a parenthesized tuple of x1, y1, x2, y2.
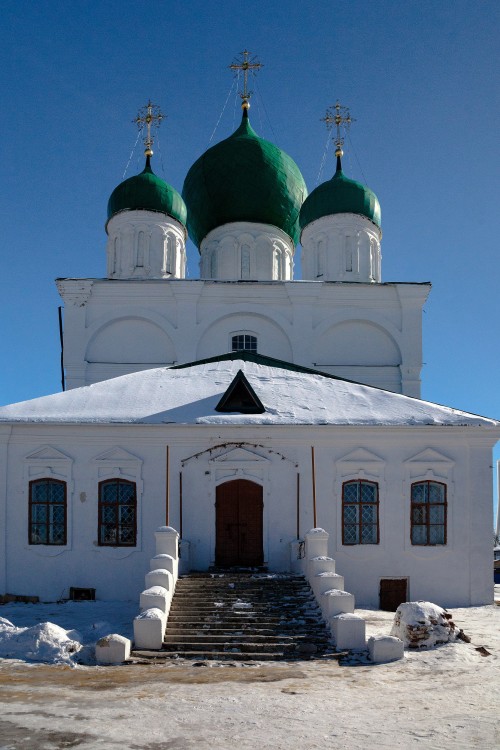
(0, 594, 499, 750)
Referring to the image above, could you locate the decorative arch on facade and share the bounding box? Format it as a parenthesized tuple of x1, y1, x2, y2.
(312, 319, 402, 367)
(86, 317, 177, 365)
(195, 312, 294, 362)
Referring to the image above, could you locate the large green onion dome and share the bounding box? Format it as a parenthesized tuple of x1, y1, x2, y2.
(299, 156, 381, 231)
(182, 109, 308, 249)
(107, 156, 187, 227)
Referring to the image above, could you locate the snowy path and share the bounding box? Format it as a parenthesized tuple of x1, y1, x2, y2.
(0, 600, 498, 749)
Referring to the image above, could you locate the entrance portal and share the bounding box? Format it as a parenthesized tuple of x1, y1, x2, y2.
(215, 479, 264, 567)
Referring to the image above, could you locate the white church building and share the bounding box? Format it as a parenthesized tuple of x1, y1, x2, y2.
(0, 94, 498, 610)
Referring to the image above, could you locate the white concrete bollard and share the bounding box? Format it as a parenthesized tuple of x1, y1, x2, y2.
(304, 529, 329, 570)
(133, 608, 167, 650)
(313, 571, 344, 599)
(150, 553, 176, 576)
(368, 635, 404, 663)
(140, 585, 170, 614)
(308, 556, 336, 577)
(95, 634, 131, 665)
(145, 568, 173, 592)
(155, 526, 179, 559)
(321, 588, 355, 618)
(330, 613, 366, 650)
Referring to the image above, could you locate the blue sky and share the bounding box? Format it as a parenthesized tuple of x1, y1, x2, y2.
(0, 0, 499, 518)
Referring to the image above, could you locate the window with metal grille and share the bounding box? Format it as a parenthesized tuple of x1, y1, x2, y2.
(231, 334, 257, 353)
(98, 479, 137, 547)
(29, 479, 67, 545)
(411, 481, 447, 545)
(342, 479, 379, 545)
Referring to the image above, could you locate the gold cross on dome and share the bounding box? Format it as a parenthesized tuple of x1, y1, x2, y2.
(133, 100, 165, 157)
(321, 101, 355, 157)
(229, 50, 263, 108)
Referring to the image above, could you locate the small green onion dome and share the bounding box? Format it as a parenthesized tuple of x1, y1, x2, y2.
(107, 156, 187, 227)
(299, 158, 381, 231)
(182, 110, 308, 249)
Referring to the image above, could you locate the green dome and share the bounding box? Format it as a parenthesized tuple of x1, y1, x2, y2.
(182, 110, 307, 249)
(107, 157, 187, 227)
(299, 160, 381, 231)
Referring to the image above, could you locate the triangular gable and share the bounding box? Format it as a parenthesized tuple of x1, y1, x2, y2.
(210, 447, 270, 463)
(404, 448, 453, 465)
(24, 445, 72, 462)
(337, 448, 384, 465)
(92, 447, 141, 463)
(215, 370, 265, 414)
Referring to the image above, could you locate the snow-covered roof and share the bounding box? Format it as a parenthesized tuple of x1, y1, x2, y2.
(0, 356, 498, 427)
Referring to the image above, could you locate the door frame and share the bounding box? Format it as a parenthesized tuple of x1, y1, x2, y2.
(215, 478, 264, 567)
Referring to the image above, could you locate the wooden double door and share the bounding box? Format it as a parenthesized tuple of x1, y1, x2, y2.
(215, 479, 263, 567)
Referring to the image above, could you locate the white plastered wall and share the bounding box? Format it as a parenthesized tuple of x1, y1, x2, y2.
(1, 423, 496, 607)
(57, 278, 430, 396)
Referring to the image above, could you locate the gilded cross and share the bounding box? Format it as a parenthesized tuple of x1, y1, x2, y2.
(321, 101, 355, 158)
(133, 100, 165, 157)
(229, 50, 263, 107)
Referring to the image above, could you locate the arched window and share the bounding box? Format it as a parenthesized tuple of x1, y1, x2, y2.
(231, 334, 257, 353)
(98, 479, 137, 547)
(241, 244, 250, 279)
(411, 481, 447, 545)
(137, 231, 146, 267)
(29, 479, 67, 545)
(166, 235, 174, 274)
(342, 479, 379, 545)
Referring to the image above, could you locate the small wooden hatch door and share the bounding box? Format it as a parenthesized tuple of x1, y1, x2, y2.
(379, 578, 408, 611)
(215, 479, 263, 567)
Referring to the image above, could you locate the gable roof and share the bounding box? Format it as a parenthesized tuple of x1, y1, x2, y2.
(0, 356, 497, 428)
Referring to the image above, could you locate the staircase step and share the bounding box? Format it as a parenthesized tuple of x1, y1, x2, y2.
(131, 572, 333, 662)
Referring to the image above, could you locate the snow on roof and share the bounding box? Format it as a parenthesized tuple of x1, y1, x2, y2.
(0, 358, 497, 427)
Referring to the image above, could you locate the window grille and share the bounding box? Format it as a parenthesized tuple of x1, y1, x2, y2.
(231, 334, 257, 353)
(342, 479, 379, 545)
(411, 481, 447, 545)
(98, 479, 137, 547)
(29, 479, 67, 545)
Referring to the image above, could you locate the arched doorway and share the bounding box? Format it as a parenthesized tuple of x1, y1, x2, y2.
(215, 479, 263, 567)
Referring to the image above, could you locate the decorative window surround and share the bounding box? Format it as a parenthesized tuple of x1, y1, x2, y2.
(404, 448, 454, 553)
(92, 447, 143, 556)
(335, 448, 386, 553)
(24, 446, 73, 556)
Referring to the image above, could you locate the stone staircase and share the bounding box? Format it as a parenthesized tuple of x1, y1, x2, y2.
(132, 572, 340, 661)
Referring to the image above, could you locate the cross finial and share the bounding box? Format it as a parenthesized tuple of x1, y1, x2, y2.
(133, 100, 165, 157)
(321, 101, 355, 169)
(229, 49, 263, 110)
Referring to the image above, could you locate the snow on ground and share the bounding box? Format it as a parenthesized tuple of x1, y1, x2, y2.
(0, 593, 499, 749)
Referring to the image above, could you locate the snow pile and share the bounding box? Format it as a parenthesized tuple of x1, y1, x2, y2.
(0, 616, 81, 664)
(390, 601, 459, 648)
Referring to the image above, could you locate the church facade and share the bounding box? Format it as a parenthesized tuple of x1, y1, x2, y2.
(0, 98, 498, 609)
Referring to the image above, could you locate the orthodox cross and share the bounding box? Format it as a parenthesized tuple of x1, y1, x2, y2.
(321, 101, 355, 159)
(133, 100, 165, 156)
(229, 50, 263, 108)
